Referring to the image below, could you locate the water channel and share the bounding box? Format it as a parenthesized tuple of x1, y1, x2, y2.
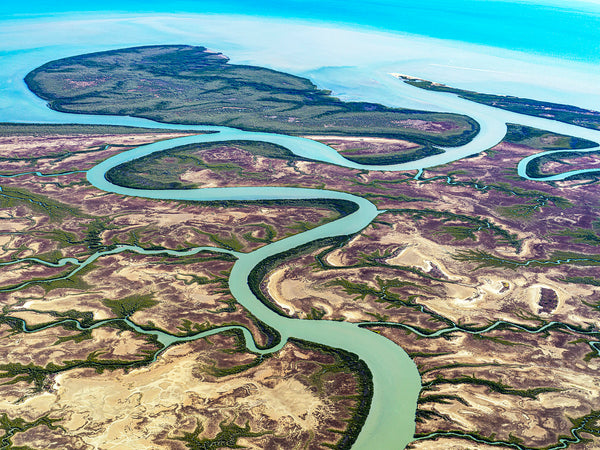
(4, 65, 600, 447)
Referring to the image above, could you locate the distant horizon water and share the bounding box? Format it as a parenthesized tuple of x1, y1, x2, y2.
(0, 2, 599, 121)
(3, 0, 600, 63)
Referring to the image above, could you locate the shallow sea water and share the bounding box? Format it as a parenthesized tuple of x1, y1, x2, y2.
(1, 1, 600, 119)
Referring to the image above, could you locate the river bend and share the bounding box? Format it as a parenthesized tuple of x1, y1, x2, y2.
(3, 74, 599, 449)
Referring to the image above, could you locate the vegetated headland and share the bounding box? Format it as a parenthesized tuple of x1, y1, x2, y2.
(398, 75, 600, 130)
(24, 45, 479, 163)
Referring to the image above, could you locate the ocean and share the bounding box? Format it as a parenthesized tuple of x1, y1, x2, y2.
(0, 1, 599, 120)
(3, 0, 600, 62)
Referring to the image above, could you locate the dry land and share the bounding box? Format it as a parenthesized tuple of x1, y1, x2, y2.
(4, 45, 600, 449)
(216, 126, 600, 449)
(0, 128, 365, 449)
(6, 122, 600, 449)
(89, 122, 600, 449)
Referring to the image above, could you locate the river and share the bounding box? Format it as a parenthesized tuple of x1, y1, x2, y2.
(2, 41, 600, 450)
(79, 79, 600, 448)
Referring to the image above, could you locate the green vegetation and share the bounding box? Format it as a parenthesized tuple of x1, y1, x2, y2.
(52, 326, 94, 346)
(34, 309, 95, 329)
(202, 352, 270, 378)
(416, 393, 469, 423)
(102, 293, 159, 318)
(242, 223, 277, 244)
(414, 408, 600, 449)
(171, 337, 374, 449)
(176, 319, 213, 335)
(193, 329, 273, 377)
(452, 249, 600, 270)
(85, 218, 116, 251)
(582, 298, 600, 313)
(350, 173, 415, 192)
(483, 183, 572, 210)
(551, 228, 600, 246)
(525, 149, 600, 179)
(418, 172, 573, 218)
(340, 144, 444, 166)
(389, 208, 522, 251)
(403, 77, 600, 130)
(551, 250, 600, 265)
(423, 374, 559, 399)
(328, 276, 429, 308)
(286, 215, 341, 234)
(0, 262, 96, 294)
(176, 271, 229, 288)
(0, 122, 209, 177)
(33, 229, 81, 250)
(205, 353, 268, 377)
(436, 225, 477, 241)
(11, 47, 600, 450)
(198, 231, 245, 252)
(246, 313, 282, 349)
(504, 124, 598, 150)
(0, 312, 285, 396)
(173, 419, 270, 450)
(471, 332, 528, 347)
(313, 237, 455, 289)
(155, 251, 236, 266)
(39, 262, 95, 293)
(417, 393, 469, 406)
(559, 276, 600, 286)
(496, 202, 540, 219)
(567, 409, 600, 441)
(25, 45, 479, 149)
(105, 140, 313, 190)
(306, 307, 327, 320)
(419, 362, 503, 376)
(0, 413, 63, 450)
(0, 122, 200, 136)
(291, 339, 373, 450)
(567, 338, 600, 362)
(0, 186, 83, 223)
(0, 351, 156, 391)
(247, 235, 354, 316)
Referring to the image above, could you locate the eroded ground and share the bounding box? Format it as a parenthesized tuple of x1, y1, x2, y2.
(137, 126, 600, 448)
(3, 333, 361, 449)
(0, 128, 364, 449)
(3, 121, 600, 449)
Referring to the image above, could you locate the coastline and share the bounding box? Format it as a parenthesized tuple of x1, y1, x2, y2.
(1, 12, 600, 126)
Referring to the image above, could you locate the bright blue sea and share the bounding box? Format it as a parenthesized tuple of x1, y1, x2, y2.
(4, 0, 600, 63)
(1, 1, 599, 115)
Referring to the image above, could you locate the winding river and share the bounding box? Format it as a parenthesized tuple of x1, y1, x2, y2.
(5, 69, 600, 448)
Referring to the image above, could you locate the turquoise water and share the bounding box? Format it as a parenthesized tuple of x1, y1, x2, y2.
(86, 132, 422, 449)
(81, 98, 600, 448)
(0, 36, 599, 447)
(4, 1, 600, 63)
(1, 10, 599, 115)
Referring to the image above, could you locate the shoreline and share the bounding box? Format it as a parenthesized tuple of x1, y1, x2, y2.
(1, 13, 600, 120)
